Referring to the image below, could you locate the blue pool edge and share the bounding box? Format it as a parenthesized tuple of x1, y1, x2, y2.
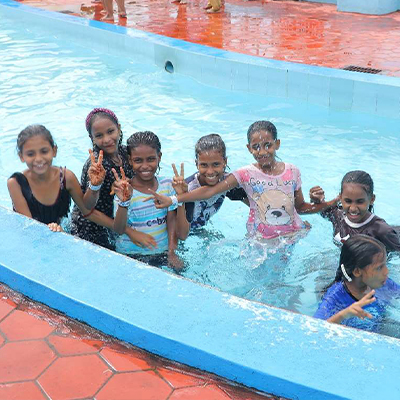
(2, 208, 400, 400)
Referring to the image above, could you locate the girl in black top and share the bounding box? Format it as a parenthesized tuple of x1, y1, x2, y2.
(8, 124, 104, 231)
(70, 108, 156, 250)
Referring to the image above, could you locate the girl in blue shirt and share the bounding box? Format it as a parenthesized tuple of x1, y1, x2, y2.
(314, 235, 400, 332)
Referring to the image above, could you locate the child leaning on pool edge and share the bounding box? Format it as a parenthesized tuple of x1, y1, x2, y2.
(8, 124, 104, 232)
(146, 121, 338, 240)
(172, 134, 247, 239)
(314, 235, 400, 333)
(111, 131, 187, 270)
(310, 170, 400, 252)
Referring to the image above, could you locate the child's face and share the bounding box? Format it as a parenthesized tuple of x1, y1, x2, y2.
(340, 183, 375, 224)
(19, 135, 57, 175)
(196, 150, 226, 186)
(247, 130, 280, 168)
(129, 145, 161, 182)
(357, 251, 388, 289)
(91, 116, 121, 157)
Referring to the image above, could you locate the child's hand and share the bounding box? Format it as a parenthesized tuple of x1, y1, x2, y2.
(144, 189, 173, 209)
(48, 223, 63, 232)
(309, 186, 325, 203)
(112, 167, 133, 202)
(125, 228, 157, 250)
(88, 149, 106, 187)
(168, 251, 185, 272)
(342, 291, 376, 320)
(172, 163, 188, 195)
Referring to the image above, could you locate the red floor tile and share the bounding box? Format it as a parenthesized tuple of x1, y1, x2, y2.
(169, 383, 232, 400)
(38, 354, 113, 400)
(0, 310, 54, 341)
(157, 366, 209, 388)
(0, 382, 48, 400)
(48, 334, 103, 356)
(0, 297, 16, 320)
(95, 370, 172, 400)
(0, 341, 56, 383)
(100, 347, 152, 371)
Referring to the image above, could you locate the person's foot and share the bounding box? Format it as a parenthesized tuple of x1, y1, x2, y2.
(118, 12, 127, 17)
(206, 6, 221, 12)
(101, 14, 114, 20)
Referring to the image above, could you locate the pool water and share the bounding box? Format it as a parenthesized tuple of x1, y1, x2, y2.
(1, 16, 400, 335)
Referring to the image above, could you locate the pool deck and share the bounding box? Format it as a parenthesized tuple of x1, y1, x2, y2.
(15, 0, 400, 77)
(0, 283, 279, 400)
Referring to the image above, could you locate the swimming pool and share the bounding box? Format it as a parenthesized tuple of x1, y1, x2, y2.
(1, 9, 400, 321)
(1, 1, 400, 398)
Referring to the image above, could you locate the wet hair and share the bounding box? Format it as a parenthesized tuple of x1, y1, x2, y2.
(247, 121, 278, 143)
(17, 125, 56, 153)
(341, 170, 374, 212)
(195, 134, 226, 160)
(85, 108, 123, 150)
(126, 131, 161, 156)
(324, 235, 386, 293)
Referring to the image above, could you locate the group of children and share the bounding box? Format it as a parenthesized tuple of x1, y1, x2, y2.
(8, 109, 400, 334)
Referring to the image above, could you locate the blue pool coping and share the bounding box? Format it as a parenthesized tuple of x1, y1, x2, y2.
(2, 206, 400, 400)
(3, 206, 400, 400)
(1, 0, 400, 119)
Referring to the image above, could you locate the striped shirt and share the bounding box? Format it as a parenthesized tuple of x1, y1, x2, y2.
(114, 177, 177, 255)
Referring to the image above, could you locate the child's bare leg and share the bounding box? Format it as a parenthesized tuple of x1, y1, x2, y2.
(207, 0, 221, 12)
(116, 0, 127, 16)
(101, 0, 114, 20)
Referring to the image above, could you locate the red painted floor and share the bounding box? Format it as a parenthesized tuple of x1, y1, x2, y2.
(16, 0, 400, 77)
(0, 283, 283, 400)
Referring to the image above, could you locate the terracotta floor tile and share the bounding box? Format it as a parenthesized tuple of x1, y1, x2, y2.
(0, 310, 54, 341)
(169, 383, 232, 400)
(38, 354, 112, 400)
(0, 298, 16, 321)
(100, 347, 152, 372)
(0, 382, 48, 400)
(95, 371, 172, 400)
(0, 341, 56, 383)
(157, 366, 208, 388)
(48, 335, 103, 356)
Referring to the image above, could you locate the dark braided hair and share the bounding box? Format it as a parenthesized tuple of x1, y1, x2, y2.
(247, 121, 278, 143)
(195, 134, 226, 161)
(126, 131, 161, 155)
(17, 125, 56, 153)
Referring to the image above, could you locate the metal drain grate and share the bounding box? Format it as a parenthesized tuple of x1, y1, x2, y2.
(342, 65, 382, 74)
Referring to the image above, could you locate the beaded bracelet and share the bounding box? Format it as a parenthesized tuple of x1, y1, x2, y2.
(117, 199, 131, 208)
(89, 182, 102, 191)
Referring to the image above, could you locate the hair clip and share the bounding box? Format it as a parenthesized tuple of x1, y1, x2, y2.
(341, 263, 352, 282)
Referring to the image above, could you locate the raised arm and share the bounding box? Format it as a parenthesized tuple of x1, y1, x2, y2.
(146, 173, 239, 209)
(295, 187, 339, 214)
(83, 149, 106, 210)
(171, 163, 190, 240)
(111, 167, 133, 234)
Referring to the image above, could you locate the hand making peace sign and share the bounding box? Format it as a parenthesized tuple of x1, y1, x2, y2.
(171, 163, 188, 195)
(87, 149, 106, 187)
(111, 167, 133, 202)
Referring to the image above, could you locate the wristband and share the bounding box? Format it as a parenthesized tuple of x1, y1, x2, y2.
(170, 195, 178, 207)
(117, 199, 131, 208)
(89, 182, 102, 191)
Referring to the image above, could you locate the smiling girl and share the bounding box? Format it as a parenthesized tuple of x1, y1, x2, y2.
(310, 170, 400, 252)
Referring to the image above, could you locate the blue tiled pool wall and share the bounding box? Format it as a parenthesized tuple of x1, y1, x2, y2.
(2, 206, 400, 400)
(304, 0, 400, 14)
(1, 0, 400, 119)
